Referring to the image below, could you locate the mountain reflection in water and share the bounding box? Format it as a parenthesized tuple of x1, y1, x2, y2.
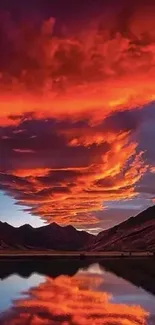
(0, 260, 151, 325)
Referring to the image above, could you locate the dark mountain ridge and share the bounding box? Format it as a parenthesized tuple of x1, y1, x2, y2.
(88, 205, 155, 251)
(0, 222, 94, 251)
(1, 205, 155, 251)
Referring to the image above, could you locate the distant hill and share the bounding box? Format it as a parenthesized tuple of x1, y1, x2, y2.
(88, 205, 155, 251)
(0, 222, 93, 251)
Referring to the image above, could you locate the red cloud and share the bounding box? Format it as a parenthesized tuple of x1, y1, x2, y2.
(0, 1, 154, 226)
(0, 116, 148, 225)
(0, 2, 155, 125)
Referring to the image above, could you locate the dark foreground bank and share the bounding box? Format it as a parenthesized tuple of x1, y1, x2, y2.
(0, 250, 154, 260)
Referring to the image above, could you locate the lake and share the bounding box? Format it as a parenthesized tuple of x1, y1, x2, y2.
(0, 259, 154, 324)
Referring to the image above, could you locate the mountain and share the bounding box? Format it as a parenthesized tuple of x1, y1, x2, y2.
(0, 222, 94, 251)
(88, 205, 155, 251)
(1, 205, 155, 251)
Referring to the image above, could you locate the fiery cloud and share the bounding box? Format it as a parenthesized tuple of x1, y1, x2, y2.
(0, 2, 155, 119)
(0, 274, 148, 324)
(0, 0, 155, 226)
(0, 116, 148, 225)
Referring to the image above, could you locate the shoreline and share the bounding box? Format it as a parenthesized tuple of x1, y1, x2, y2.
(0, 251, 154, 260)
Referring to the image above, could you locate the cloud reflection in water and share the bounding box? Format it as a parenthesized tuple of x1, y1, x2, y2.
(0, 268, 148, 325)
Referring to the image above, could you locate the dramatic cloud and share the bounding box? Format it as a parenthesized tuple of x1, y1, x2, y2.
(0, 0, 155, 227)
(0, 114, 148, 225)
(1, 1, 155, 125)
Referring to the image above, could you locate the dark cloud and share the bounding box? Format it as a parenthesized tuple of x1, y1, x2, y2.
(0, 0, 155, 94)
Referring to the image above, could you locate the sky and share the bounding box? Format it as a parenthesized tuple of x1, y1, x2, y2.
(0, 0, 155, 233)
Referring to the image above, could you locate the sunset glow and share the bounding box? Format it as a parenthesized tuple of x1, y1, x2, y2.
(0, 0, 155, 230)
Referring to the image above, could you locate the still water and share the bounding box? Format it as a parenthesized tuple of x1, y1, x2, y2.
(0, 259, 154, 324)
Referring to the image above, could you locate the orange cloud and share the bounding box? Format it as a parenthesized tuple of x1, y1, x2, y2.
(12, 168, 51, 177)
(0, 2, 154, 226)
(0, 122, 147, 225)
(1, 3, 155, 125)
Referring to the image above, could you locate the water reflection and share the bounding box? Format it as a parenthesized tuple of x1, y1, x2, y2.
(0, 273, 44, 313)
(0, 259, 92, 279)
(0, 260, 152, 325)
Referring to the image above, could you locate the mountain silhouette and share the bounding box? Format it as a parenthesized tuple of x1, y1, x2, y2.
(1, 205, 155, 252)
(88, 205, 155, 251)
(0, 222, 93, 251)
